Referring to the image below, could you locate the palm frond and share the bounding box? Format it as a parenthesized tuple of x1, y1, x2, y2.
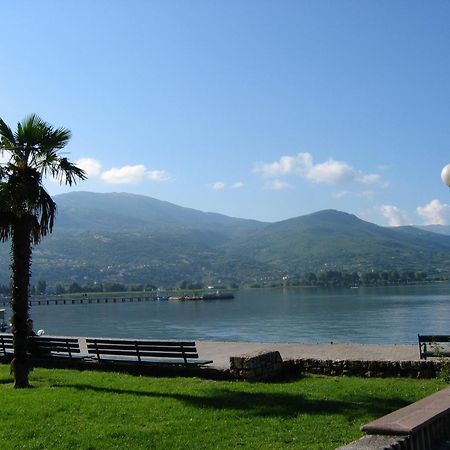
(15, 114, 45, 147)
(0, 213, 13, 241)
(0, 114, 85, 239)
(0, 165, 7, 180)
(34, 185, 57, 237)
(0, 182, 13, 241)
(42, 127, 72, 150)
(0, 118, 16, 146)
(52, 157, 86, 185)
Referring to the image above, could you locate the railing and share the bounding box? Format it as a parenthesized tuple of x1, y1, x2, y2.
(0, 295, 162, 307)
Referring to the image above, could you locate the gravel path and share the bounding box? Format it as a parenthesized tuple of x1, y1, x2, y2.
(72, 337, 421, 370)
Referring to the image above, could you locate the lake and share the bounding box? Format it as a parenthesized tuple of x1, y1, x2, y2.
(4, 284, 450, 343)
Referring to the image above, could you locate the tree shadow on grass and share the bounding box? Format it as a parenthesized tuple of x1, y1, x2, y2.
(56, 383, 410, 419)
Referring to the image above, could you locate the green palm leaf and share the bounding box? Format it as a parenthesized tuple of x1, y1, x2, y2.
(0, 118, 16, 146)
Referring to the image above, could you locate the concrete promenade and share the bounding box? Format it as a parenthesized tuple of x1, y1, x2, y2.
(75, 338, 420, 370)
(196, 341, 420, 370)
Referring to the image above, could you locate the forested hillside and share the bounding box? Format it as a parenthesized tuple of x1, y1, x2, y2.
(1, 192, 449, 289)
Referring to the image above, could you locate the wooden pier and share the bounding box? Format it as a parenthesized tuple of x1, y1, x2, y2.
(0, 295, 162, 307)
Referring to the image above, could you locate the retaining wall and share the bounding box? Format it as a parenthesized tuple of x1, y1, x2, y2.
(289, 358, 441, 378)
(229, 350, 444, 381)
(230, 350, 284, 381)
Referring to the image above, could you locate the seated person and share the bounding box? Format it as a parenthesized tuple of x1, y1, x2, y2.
(27, 319, 37, 336)
(27, 319, 48, 355)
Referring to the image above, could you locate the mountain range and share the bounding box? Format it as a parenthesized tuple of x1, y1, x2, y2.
(1, 191, 450, 287)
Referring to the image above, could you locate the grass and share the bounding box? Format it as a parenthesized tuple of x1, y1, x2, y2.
(0, 364, 445, 450)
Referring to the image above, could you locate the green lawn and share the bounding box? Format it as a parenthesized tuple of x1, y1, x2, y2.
(0, 364, 445, 449)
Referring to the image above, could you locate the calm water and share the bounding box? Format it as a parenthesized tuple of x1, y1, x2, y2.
(4, 284, 450, 343)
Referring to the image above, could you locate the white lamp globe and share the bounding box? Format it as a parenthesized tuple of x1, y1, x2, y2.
(441, 164, 450, 187)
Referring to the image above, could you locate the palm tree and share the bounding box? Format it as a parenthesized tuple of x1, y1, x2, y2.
(0, 114, 86, 388)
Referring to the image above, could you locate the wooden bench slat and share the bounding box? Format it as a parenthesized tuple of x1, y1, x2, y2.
(87, 349, 198, 358)
(32, 337, 79, 344)
(91, 356, 212, 365)
(86, 338, 211, 366)
(1, 334, 82, 358)
(421, 351, 450, 357)
(2, 335, 212, 366)
(28, 336, 82, 358)
(0, 333, 14, 355)
(418, 333, 450, 359)
(87, 343, 197, 353)
(418, 335, 450, 342)
(33, 342, 80, 349)
(33, 346, 81, 353)
(86, 339, 195, 346)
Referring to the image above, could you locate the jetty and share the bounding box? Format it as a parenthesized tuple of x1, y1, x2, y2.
(0, 291, 236, 307)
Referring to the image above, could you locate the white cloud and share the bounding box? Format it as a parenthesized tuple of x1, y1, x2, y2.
(379, 205, 409, 226)
(416, 199, 450, 225)
(255, 154, 308, 177)
(211, 182, 226, 190)
(100, 164, 172, 185)
(76, 157, 102, 178)
(332, 190, 350, 199)
(307, 158, 356, 184)
(146, 169, 172, 182)
(254, 152, 385, 187)
(359, 174, 380, 184)
(101, 165, 147, 184)
(358, 190, 376, 201)
(264, 179, 293, 190)
(210, 181, 244, 190)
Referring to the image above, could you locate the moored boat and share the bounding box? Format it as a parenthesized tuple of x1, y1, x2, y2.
(168, 295, 203, 301)
(167, 291, 235, 301)
(201, 291, 235, 300)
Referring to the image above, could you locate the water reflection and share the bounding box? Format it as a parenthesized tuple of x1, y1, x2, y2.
(3, 284, 450, 343)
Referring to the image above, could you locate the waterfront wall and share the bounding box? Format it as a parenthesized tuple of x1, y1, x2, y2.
(230, 351, 444, 381)
(290, 358, 441, 378)
(230, 351, 284, 381)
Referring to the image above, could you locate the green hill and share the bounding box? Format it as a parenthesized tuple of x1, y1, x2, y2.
(55, 191, 265, 237)
(225, 210, 450, 274)
(1, 193, 450, 287)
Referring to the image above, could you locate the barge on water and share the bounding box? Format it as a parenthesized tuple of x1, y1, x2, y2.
(168, 291, 235, 301)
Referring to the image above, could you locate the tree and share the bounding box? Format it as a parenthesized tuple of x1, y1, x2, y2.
(54, 283, 66, 295)
(0, 114, 85, 388)
(103, 282, 126, 293)
(69, 282, 83, 294)
(36, 279, 46, 295)
(302, 272, 317, 286)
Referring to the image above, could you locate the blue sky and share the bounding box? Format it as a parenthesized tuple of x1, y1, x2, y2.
(1, 1, 450, 225)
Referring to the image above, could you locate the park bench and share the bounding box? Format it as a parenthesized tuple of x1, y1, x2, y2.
(418, 334, 450, 360)
(86, 338, 213, 366)
(0, 333, 82, 359)
(0, 333, 13, 356)
(28, 336, 82, 358)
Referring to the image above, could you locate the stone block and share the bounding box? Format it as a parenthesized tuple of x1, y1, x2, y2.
(230, 350, 283, 381)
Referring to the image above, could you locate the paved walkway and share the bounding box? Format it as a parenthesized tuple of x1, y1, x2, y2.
(195, 341, 420, 370)
(76, 338, 420, 370)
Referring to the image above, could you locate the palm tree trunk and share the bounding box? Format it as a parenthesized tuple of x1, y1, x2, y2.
(10, 219, 32, 388)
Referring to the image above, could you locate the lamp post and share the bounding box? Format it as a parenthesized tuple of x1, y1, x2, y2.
(441, 164, 450, 187)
